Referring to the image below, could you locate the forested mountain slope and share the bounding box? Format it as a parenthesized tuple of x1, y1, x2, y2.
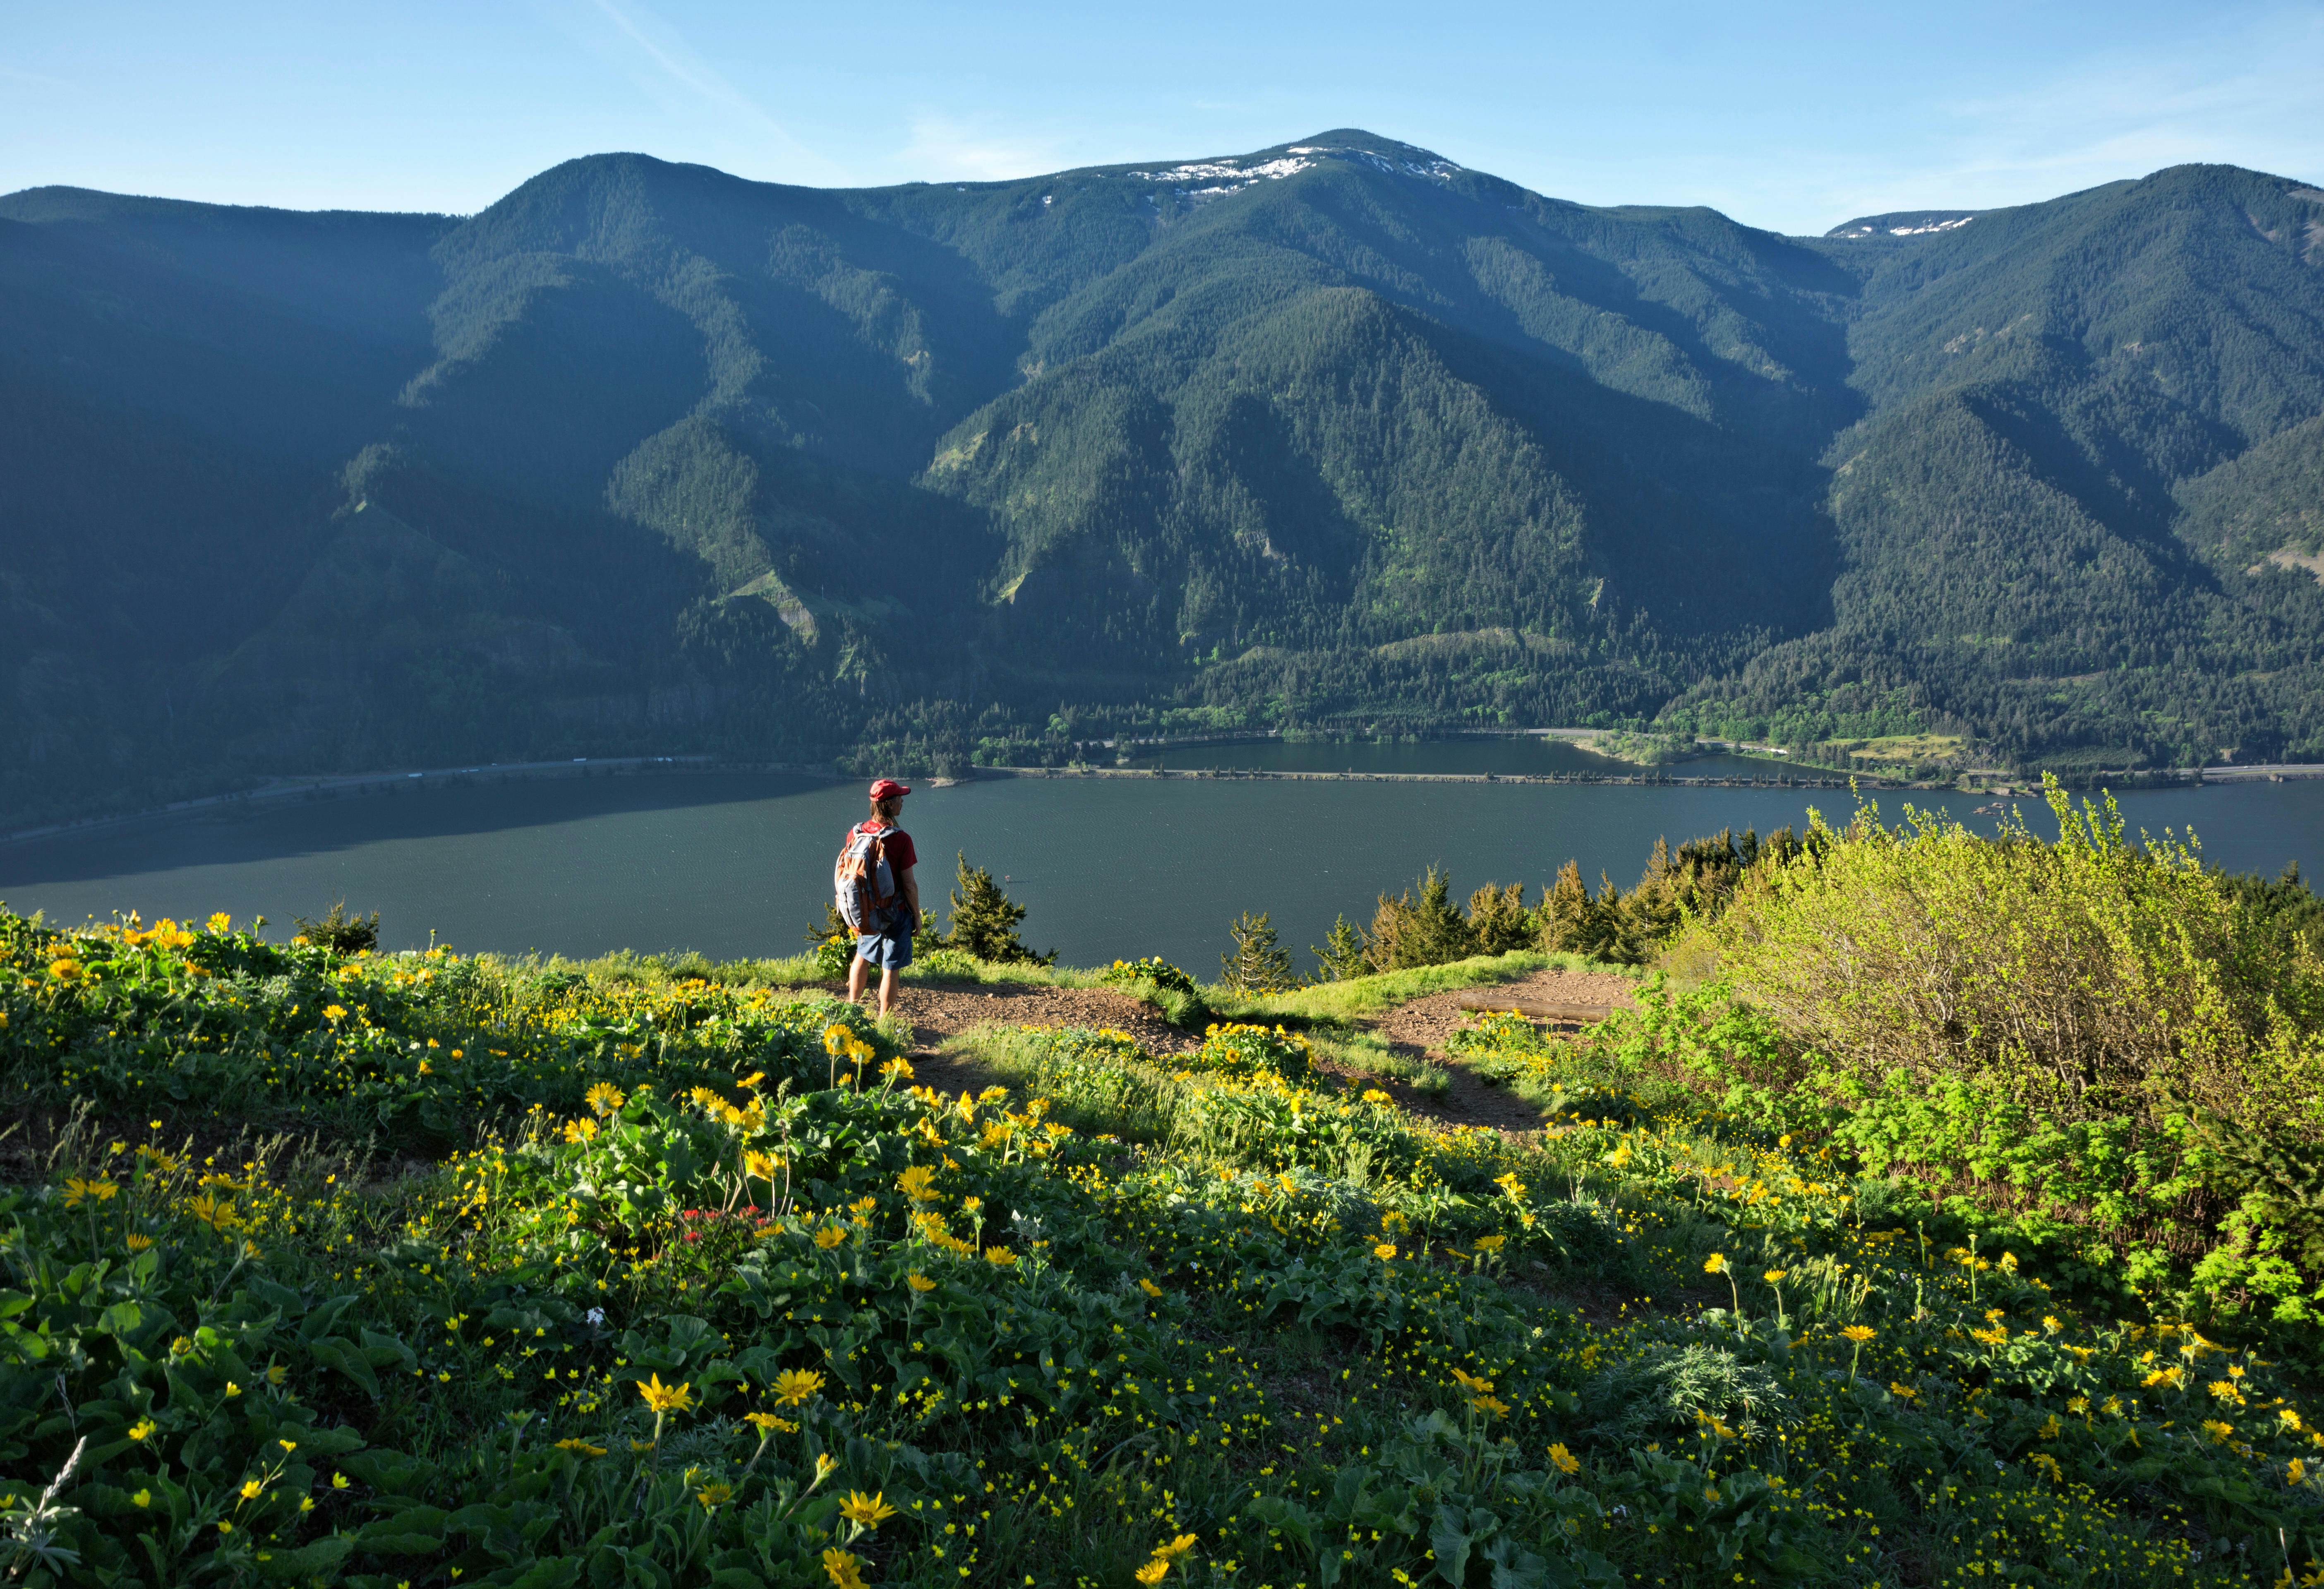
(3, 135, 2321, 820)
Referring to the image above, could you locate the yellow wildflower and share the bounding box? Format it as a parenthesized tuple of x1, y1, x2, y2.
(64, 1176, 117, 1208)
(636, 1374, 694, 1415)
(839, 1491, 898, 1529)
(772, 1369, 825, 1407)
(1548, 1443, 1580, 1474)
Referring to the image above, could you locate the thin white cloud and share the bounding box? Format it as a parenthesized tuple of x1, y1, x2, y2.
(0, 65, 76, 90)
(1817, 10, 2324, 225)
(892, 114, 1078, 184)
(573, 0, 852, 184)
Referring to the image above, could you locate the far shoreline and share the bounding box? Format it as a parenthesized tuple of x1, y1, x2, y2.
(2, 740, 2303, 853)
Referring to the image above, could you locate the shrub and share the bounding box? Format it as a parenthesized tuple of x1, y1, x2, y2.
(290, 900, 379, 955)
(1101, 956, 1211, 1025)
(1659, 779, 2324, 1325)
(1100, 957, 1198, 996)
(1186, 1021, 1313, 1083)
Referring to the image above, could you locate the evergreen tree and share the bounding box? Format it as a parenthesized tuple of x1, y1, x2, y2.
(1466, 881, 1535, 955)
(944, 853, 1055, 965)
(1221, 911, 1294, 993)
(1310, 913, 1368, 982)
(1366, 867, 1476, 971)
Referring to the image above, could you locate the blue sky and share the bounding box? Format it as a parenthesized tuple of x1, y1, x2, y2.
(5, 0, 2320, 235)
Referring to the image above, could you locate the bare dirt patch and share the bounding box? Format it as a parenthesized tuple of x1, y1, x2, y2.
(826, 979, 1197, 1057)
(872, 965, 1638, 1140)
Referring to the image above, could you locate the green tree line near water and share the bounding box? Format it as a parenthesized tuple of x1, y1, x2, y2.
(1304, 824, 1813, 979)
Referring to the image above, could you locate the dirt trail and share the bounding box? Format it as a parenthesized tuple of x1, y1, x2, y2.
(855, 966, 1636, 1137)
(1363, 969, 1638, 1135)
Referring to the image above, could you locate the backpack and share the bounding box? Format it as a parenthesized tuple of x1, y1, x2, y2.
(833, 823, 901, 934)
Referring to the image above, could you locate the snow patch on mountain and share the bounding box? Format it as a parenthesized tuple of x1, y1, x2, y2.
(1128, 145, 1461, 201)
(1827, 211, 1979, 240)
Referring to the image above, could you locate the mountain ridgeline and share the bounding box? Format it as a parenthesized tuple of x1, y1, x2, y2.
(4, 132, 2324, 819)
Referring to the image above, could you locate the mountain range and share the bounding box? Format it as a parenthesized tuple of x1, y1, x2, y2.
(5, 129, 2323, 822)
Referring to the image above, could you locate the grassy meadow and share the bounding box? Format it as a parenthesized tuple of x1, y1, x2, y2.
(6, 782, 2324, 1585)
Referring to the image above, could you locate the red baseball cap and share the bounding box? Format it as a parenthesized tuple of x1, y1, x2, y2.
(867, 778, 911, 799)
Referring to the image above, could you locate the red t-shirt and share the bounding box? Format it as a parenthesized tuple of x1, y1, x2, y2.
(853, 822, 917, 876)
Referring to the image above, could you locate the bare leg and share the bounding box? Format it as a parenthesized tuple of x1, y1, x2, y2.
(878, 967, 900, 1018)
(846, 951, 869, 1006)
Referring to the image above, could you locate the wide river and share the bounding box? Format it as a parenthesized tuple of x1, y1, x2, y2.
(5, 745, 2322, 973)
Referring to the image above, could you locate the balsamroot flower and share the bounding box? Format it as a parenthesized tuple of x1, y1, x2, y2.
(64, 1176, 116, 1207)
(839, 1490, 897, 1529)
(822, 1548, 867, 1589)
(584, 1083, 625, 1116)
(771, 1369, 825, 1407)
(636, 1374, 694, 1415)
(1548, 1443, 1580, 1475)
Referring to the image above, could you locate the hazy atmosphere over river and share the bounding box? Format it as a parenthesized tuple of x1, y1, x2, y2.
(7, 759, 2322, 972)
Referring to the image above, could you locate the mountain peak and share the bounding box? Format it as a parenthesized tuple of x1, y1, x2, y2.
(1106, 130, 1461, 199)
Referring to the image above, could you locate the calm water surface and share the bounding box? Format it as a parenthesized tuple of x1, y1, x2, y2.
(4, 767, 2319, 972)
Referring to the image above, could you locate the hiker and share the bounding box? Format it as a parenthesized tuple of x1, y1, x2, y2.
(835, 777, 919, 1017)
